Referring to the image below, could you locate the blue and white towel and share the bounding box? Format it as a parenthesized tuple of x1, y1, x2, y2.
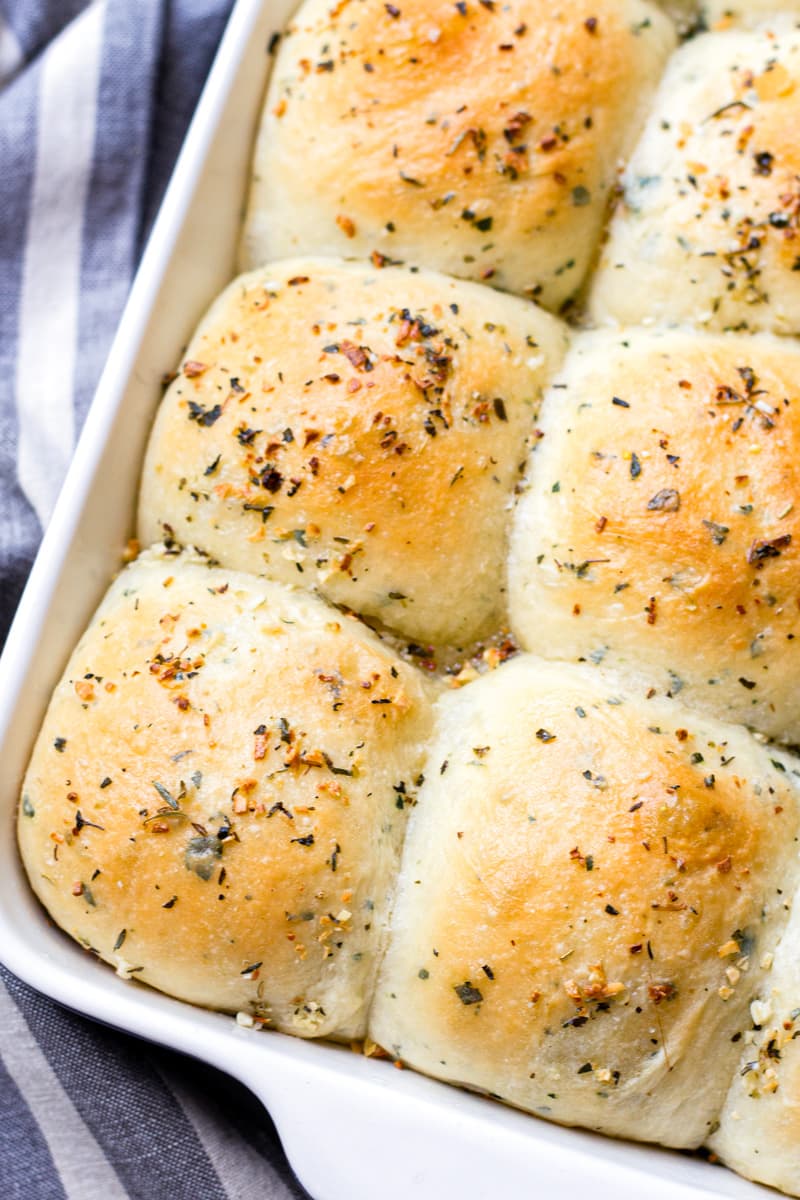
(0, 3, 309, 1196)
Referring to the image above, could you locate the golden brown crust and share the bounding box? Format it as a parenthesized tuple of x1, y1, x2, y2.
(590, 26, 800, 334)
(509, 328, 800, 742)
(18, 550, 435, 1039)
(241, 0, 675, 310)
(138, 257, 568, 648)
(369, 656, 800, 1146)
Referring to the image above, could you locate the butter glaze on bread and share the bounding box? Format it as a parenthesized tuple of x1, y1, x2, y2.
(18, 549, 435, 1038)
(138, 258, 568, 647)
(589, 26, 800, 334)
(369, 656, 800, 1146)
(240, 0, 675, 311)
(508, 328, 800, 743)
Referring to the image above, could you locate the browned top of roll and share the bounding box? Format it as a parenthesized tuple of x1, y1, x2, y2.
(241, 0, 674, 310)
(18, 550, 435, 1039)
(370, 656, 800, 1147)
(139, 258, 567, 648)
(509, 328, 800, 742)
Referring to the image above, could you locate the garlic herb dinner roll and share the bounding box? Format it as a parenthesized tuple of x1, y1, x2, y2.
(139, 258, 568, 647)
(508, 329, 800, 743)
(590, 25, 800, 334)
(18, 549, 434, 1038)
(241, 0, 675, 311)
(369, 656, 800, 1147)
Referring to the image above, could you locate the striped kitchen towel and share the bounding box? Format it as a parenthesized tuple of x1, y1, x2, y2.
(0, 3, 309, 1196)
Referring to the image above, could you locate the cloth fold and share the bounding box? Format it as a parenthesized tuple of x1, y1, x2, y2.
(0, 3, 310, 1195)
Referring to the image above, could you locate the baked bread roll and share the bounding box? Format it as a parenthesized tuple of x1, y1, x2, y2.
(18, 548, 434, 1039)
(704, 2, 800, 27)
(369, 655, 800, 1147)
(240, 0, 675, 311)
(508, 328, 800, 743)
(589, 25, 800, 334)
(138, 258, 568, 648)
(710, 870, 800, 1193)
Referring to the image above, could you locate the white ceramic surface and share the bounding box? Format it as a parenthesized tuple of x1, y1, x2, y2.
(0, 2, 780, 1195)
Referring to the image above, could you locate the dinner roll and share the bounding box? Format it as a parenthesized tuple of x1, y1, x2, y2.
(369, 656, 800, 1146)
(710, 864, 800, 1194)
(589, 26, 800, 334)
(703, 2, 800, 28)
(508, 328, 800, 743)
(18, 548, 434, 1039)
(138, 258, 568, 648)
(240, 0, 675, 311)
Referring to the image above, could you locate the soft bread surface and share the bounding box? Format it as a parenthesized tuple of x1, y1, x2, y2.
(508, 328, 800, 743)
(589, 26, 800, 334)
(240, 0, 675, 311)
(18, 549, 434, 1039)
(710, 869, 800, 1193)
(369, 656, 800, 1147)
(138, 258, 568, 648)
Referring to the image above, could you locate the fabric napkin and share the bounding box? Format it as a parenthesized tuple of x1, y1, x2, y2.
(0, 3, 310, 1196)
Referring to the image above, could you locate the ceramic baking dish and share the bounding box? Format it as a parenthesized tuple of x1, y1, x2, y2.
(0, 2, 779, 1195)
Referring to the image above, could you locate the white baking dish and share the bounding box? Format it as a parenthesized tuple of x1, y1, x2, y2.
(0, 2, 778, 1196)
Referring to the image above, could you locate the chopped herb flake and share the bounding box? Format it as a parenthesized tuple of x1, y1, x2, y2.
(152, 781, 179, 810)
(185, 835, 223, 881)
(455, 981, 483, 1005)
